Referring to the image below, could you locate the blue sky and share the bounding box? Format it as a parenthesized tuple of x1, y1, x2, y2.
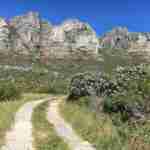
(0, 0, 150, 35)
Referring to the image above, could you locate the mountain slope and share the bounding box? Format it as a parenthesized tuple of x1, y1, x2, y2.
(0, 12, 98, 65)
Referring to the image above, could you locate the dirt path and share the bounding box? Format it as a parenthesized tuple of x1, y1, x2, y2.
(1, 99, 47, 150)
(47, 98, 96, 150)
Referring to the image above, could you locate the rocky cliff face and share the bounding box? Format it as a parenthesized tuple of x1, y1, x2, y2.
(1, 12, 150, 65)
(99, 27, 129, 49)
(40, 19, 98, 63)
(0, 18, 10, 53)
(9, 12, 41, 56)
(99, 27, 150, 50)
(0, 12, 98, 64)
(99, 27, 150, 62)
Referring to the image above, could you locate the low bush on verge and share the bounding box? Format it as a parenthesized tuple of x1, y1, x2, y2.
(62, 96, 150, 150)
(68, 64, 150, 121)
(0, 80, 21, 101)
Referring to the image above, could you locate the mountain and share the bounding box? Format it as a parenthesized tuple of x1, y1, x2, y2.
(0, 12, 98, 65)
(99, 27, 150, 62)
(0, 12, 150, 66)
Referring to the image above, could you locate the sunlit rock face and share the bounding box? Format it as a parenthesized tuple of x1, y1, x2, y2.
(0, 18, 10, 53)
(99, 27, 150, 62)
(0, 12, 99, 64)
(99, 27, 129, 49)
(9, 12, 41, 56)
(128, 33, 150, 63)
(1, 12, 150, 64)
(99, 27, 150, 50)
(1, 12, 150, 65)
(40, 19, 99, 61)
(61, 20, 98, 58)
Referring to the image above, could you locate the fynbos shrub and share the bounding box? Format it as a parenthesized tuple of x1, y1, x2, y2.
(68, 64, 150, 120)
(0, 80, 21, 101)
(68, 72, 117, 100)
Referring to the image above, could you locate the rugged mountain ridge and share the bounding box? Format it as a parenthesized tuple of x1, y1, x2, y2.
(99, 27, 150, 49)
(0, 12, 98, 64)
(0, 12, 150, 65)
(99, 27, 150, 62)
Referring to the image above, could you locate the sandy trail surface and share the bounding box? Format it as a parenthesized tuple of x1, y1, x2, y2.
(1, 99, 47, 150)
(47, 99, 96, 150)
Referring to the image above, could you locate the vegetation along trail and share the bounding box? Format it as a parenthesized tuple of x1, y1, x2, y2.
(47, 97, 96, 150)
(1, 98, 48, 150)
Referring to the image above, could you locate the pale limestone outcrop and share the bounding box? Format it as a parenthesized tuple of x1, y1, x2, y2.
(0, 12, 98, 63)
(9, 12, 41, 55)
(0, 18, 10, 52)
(40, 19, 99, 61)
(99, 27, 150, 62)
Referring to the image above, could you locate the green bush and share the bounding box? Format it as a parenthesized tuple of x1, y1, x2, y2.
(68, 72, 116, 100)
(103, 64, 150, 120)
(0, 80, 21, 101)
(36, 78, 68, 94)
(68, 64, 150, 120)
(47, 79, 68, 94)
